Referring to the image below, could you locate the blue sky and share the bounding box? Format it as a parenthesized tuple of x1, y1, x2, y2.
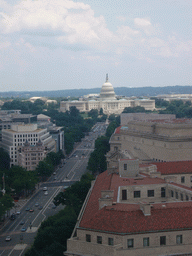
(0, 0, 191, 91)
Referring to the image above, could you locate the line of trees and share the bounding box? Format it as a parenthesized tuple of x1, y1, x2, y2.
(0, 149, 64, 221)
(87, 115, 120, 175)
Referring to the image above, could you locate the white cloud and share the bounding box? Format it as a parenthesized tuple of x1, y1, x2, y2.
(134, 18, 151, 27)
(0, 0, 112, 45)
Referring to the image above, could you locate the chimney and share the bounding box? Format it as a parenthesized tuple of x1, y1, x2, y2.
(140, 202, 151, 216)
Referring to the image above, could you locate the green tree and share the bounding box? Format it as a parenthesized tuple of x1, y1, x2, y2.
(0, 148, 10, 171)
(36, 161, 54, 181)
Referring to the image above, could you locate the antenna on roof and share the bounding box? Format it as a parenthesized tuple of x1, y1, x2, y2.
(106, 73, 108, 82)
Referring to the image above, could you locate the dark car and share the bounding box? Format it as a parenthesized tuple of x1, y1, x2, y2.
(38, 206, 43, 210)
(25, 207, 30, 211)
(10, 214, 16, 220)
(20, 220, 25, 225)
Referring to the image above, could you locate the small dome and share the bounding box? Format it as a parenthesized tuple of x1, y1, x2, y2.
(100, 74, 116, 100)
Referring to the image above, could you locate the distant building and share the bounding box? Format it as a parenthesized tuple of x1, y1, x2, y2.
(0, 110, 37, 141)
(60, 75, 155, 115)
(18, 139, 46, 171)
(48, 126, 64, 153)
(65, 159, 192, 256)
(1, 123, 56, 167)
(155, 94, 192, 103)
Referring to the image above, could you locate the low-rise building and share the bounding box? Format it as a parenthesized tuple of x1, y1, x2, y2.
(18, 140, 46, 171)
(65, 159, 192, 256)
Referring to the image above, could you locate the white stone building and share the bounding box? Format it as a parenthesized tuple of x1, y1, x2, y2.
(1, 123, 56, 167)
(60, 75, 155, 115)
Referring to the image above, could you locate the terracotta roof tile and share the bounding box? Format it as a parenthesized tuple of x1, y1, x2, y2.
(153, 161, 192, 175)
(79, 171, 192, 234)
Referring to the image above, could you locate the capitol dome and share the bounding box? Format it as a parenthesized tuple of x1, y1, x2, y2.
(100, 74, 116, 100)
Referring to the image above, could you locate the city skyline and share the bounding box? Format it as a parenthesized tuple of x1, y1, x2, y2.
(0, 0, 191, 92)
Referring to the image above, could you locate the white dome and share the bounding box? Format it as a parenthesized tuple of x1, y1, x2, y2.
(100, 74, 116, 100)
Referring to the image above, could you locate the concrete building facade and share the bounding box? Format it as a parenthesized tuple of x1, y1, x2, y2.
(18, 140, 46, 171)
(1, 123, 56, 166)
(108, 115, 192, 163)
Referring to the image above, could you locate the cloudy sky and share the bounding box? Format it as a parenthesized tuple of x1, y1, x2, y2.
(0, 0, 192, 91)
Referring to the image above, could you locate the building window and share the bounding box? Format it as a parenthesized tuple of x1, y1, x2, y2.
(108, 237, 114, 246)
(176, 192, 178, 199)
(171, 190, 174, 197)
(186, 195, 189, 201)
(176, 235, 182, 244)
(97, 236, 102, 244)
(180, 193, 183, 201)
(160, 236, 166, 246)
(127, 239, 134, 248)
(134, 191, 141, 198)
(124, 164, 127, 170)
(143, 237, 149, 247)
(122, 190, 127, 200)
(148, 190, 154, 197)
(181, 176, 185, 183)
(161, 187, 166, 198)
(86, 234, 91, 242)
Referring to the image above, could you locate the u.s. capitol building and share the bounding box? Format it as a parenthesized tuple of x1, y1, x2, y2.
(60, 75, 155, 115)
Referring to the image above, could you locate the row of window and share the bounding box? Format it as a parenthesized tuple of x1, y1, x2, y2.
(86, 234, 183, 247)
(14, 134, 38, 138)
(14, 138, 38, 142)
(122, 187, 166, 200)
(170, 189, 192, 201)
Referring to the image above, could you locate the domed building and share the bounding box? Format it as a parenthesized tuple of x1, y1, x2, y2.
(60, 75, 155, 115)
(100, 74, 116, 100)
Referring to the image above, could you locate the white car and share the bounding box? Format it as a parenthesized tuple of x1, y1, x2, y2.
(44, 191, 48, 195)
(16, 211, 21, 215)
(43, 187, 47, 191)
(5, 236, 11, 241)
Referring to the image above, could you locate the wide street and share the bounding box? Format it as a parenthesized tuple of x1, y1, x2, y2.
(0, 122, 107, 256)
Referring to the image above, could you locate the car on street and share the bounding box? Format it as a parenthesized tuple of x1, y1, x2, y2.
(25, 207, 30, 211)
(16, 211, 21, 215)
(5, 236, 11, 241)
(38, 206, 43, 210)
(29, 209, 34, 212)
(54, 177, 57, 180)
(10, 213, 16, 220)
(20, 220, 25, 225)
(53, 172, 56, 175)
(43, 187, 47, 191)
(35, 203, 39, 207)
(44, 191, 48, 195)
(21, 227, 27, 232)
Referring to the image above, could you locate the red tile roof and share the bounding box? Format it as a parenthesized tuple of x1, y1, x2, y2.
(79, 171, 192, 234)
(115, 126, 121, 134)
(153, 161, 192, 175)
